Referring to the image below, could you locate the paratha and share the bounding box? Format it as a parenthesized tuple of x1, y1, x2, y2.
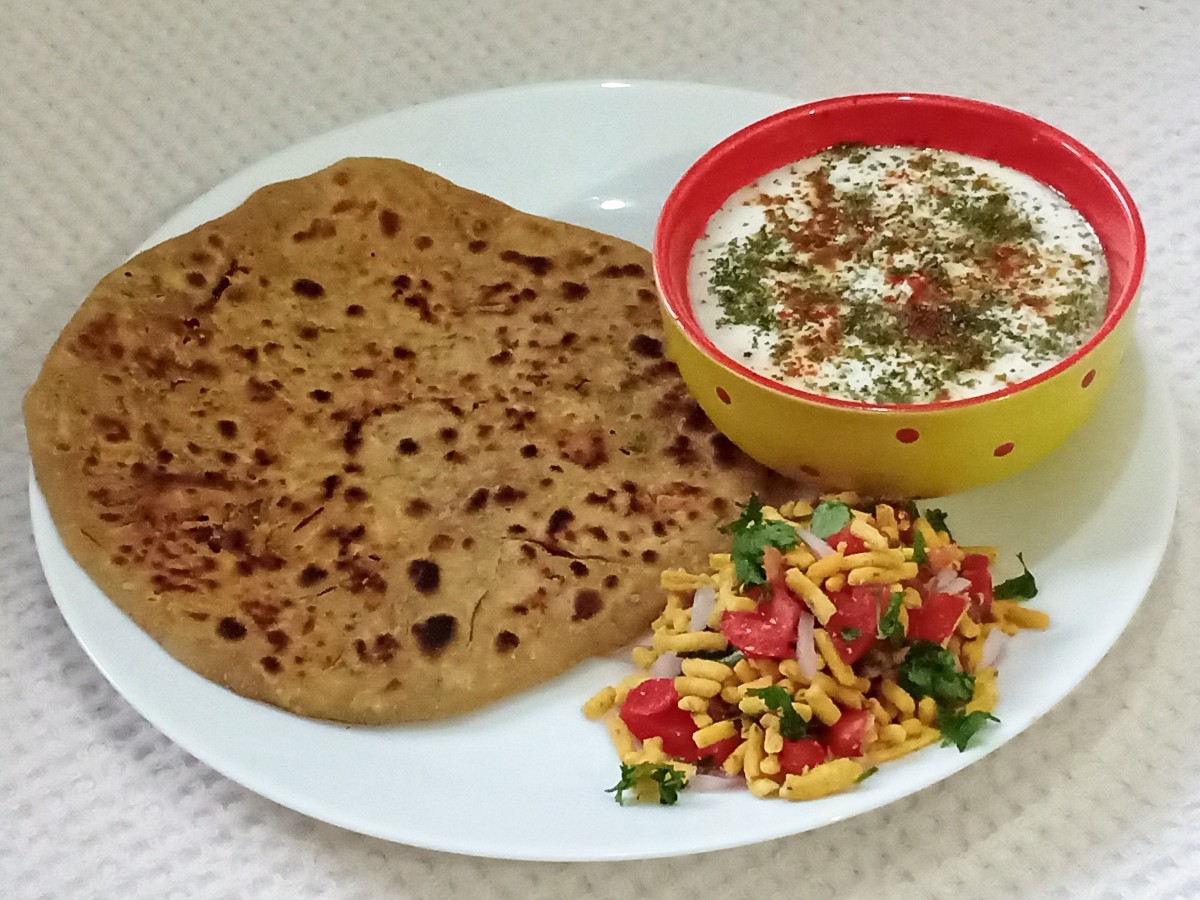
(25, 158, 790, 723)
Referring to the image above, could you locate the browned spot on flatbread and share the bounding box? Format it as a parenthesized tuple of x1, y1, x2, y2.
(379, 209, 401, 237)
(572, 590, 603, 620)
(412, 614, 456, 654)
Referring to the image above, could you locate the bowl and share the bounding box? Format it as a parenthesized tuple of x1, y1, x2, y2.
(653, 92, 1145, 498)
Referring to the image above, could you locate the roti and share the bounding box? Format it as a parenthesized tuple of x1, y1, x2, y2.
(25, 158, 790, 723)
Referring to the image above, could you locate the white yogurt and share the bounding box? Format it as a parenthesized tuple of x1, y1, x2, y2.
(688, 145, 1108, 404)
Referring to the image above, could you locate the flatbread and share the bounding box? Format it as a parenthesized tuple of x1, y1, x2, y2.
(25, 158, 790, 723)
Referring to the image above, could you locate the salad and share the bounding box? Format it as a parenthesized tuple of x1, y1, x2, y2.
(583, 495, 1049, 804)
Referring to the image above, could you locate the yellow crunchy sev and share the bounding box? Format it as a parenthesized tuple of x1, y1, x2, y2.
(585, 496, 1050, 803)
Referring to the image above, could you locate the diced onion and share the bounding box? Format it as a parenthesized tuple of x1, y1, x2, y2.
(929, 568, 970, 596)
(929, 567, 955, 593)
(649, 651, 682, 678)
(799, 529, 835, 559)
(795, 610, 818, 678)
(980, 629, 1009, 669)
(943, 576, 971, 595)
(689, 772, 742, 792)
(690, 585, 717, 632)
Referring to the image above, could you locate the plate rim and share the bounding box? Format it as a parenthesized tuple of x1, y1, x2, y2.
(28, 78, 1182, 861)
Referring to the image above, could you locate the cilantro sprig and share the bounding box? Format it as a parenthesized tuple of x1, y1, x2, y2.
(898, 641, 975, 705)
(937, 708, 999, 751)
(911, 527, 927, 564)
(750, 685, 808, 739)
(994, 553, 1038, 601)
(810, 499, 852, 539)
(923, 507, 952, 538)
(877, 591, 905, 644)
(607, 762, 689, 805)
(721, 495, 798, 585)
(899, 641, 998, 751)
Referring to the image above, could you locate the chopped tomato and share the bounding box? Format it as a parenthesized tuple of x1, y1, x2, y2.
(778, 738, 828, 775)
(826, 707, 873, 758)
(619, 679, 740, 763)
(826, 584, 885, 664)
(720, 591, 801, 659)
(906, 591, 967, 644)
(704, 735, 742, 767)
(825, 526, 867, 555)
(960, 553, 994, 619)
(619, 679, 703, 761)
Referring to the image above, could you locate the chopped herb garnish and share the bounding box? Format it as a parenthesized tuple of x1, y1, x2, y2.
(750, 685, 808, 739)
(938, 190, 1035, 244)
(606, 762, 689, 805)
(898, 641, 975, 706)
(709, 227, 789, 339)
(923, 508, 952, 538)
(719, 649, 745, 666)
(721, 495, 798, 585)
(810, 499, 852, 539)
(855, 766, 879, 783)
(911, 527, 927, 564)
(840, 627, 862, 642)
(937, 707, 999, 751)
(878, 591, 905, 644)
(679, 647, 741, 663)
(994, 553, 1038, 601)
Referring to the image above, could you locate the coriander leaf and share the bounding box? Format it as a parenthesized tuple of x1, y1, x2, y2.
(840, 627, 862, 642)
(898, 641, 975, 705)
(721, 494, 799, 585)
(682, 648, 746, 665)
(994, 553, 1038, 601)
(911, 527, 927, 564)
(855, 766, 879, 783)
(750, 685, 808, 739)
(877, 591, 905, 644)
(810, 500, 852, 539)
(606, 762, 689, 806)
(923, 507, 952, 538)
(937, 707, 998, 751)
(903, 499, 921, 523)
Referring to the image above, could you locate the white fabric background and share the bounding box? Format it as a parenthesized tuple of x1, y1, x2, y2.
(3, 1, 1198, 897)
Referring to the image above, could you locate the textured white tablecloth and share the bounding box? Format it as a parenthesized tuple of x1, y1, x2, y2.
(4, 1, 1199, 897)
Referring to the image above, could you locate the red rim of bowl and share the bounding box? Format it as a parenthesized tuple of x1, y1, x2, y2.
(653, 92, 1146, 412)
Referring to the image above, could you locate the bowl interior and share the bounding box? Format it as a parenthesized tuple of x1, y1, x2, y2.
(653, 93, 1146, 409)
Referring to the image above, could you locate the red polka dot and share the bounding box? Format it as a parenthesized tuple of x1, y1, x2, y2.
(994, 442, 1015, 457)
(716, 386, 731, 404)
(1082, 369, 1096, 388)
(800, 465, 820, 477)
(896, 428, 920, 444)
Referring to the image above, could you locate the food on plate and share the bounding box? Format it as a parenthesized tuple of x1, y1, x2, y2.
(24, 157, 791, 723)
(689, 143, 1108, 403)
(585, 495, 1048, 804)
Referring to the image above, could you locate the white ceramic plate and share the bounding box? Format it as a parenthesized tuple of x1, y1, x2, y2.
(29, 80, 1179, 861)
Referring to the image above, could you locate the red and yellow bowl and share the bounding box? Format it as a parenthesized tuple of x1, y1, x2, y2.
(653, 93, 1145, 498)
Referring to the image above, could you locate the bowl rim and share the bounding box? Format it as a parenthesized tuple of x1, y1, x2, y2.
(652, 91, 1146, 413)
